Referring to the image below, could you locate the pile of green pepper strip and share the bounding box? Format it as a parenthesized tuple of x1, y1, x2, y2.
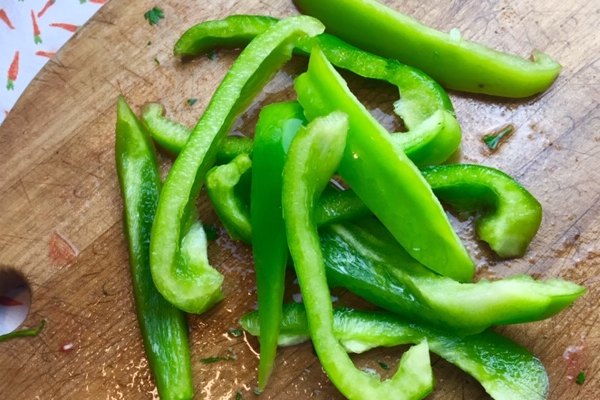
(149, 16, 325, 313)
(111, 6, 585, 399)
(240, 303, 549, 400)
(282, 111, 433, 399)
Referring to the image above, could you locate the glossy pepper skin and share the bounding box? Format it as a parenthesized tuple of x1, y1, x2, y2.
(295, 47, 474, 282)
(174, 14, 461, 168)
(240, 304, 550, 400)
(293, 0, 561, 98)
(282, 111, 433, 400)
(115, 97, 193, 400)
(250, 101, 305, 389)
(149, 16, 324, 313)
(322, 219, 585, 335)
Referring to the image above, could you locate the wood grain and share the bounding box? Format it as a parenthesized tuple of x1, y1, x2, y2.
(0, 0, 598, 399)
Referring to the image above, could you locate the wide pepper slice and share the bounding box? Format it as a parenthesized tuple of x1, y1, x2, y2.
(240, 304, 550, 400)
(323, 219, 585, 335)
(295, 47, 474, 282)
(115, 97, 193, 400)
(173, 14, 461, 167)
(293, 0, 561, 97)
(282, 111, 432, 400)
(149, 16, 324, 313)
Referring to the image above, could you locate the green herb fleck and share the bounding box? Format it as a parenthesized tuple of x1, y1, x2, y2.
(576, 371, 586, 385)
(204, 224, 218, 241)
(228, 328, 243, 338)
(207, 49, 217, 61)
(234, 391, 243, 400)
(483, 124, 515, 151)
(200, 349, 237, 364)
(147, 41, 152, 46)
(200, 356, 225, 364)
(153, 57, 160, 65)
(377, 361, 390, 370)
(0, 320, 46, 342)
(144, 7, 164, 26)
(186, 98, 198, 107)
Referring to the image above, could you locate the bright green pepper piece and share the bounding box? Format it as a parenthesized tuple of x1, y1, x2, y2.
(115, 97, 193, 400)
(174, 14, 461, 168)
(294, 0, 561, 98)
(295, 47, 474, 282)
(150, 16, 324, 313)
(282, 111, 432, 400)
(423, 164, 542, 258)
(323, 219, 585, 335)
(240, 303, 550, 400)
(142, 102, 253, 162)
(250, 101, 305, 389)
(206, 153, 253, 242)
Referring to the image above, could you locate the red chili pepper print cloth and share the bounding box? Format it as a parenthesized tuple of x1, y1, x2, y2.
(0, 0, 106, 125)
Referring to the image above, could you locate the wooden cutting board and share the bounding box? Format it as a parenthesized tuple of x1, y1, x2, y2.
(0, 0, 598, 398)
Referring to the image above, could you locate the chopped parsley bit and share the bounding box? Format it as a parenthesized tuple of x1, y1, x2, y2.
(144, 7, 164, 26)
(0, 319, 46, 342)
(576, 371, 586, 385)
(153, 57, 160, 65)
(483, 124, 515, 151)
(207, 49, 218, 61)
(147, 41, 152, 46)
(204, 224, 219, 241)
(228, 328, 243, 338)
(377, 361, 390, 370)
(200, 356, 225, 364)
(234, 391, 243, 400)
(186, 98, 198, 107)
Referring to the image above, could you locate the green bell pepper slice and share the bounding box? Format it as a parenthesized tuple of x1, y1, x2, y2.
(149, 16, 324, 313)
(282, 111, 432, 399)
(295, 46, 474, 282)
(323, 219, 585, 335)
(115, 97, 193, 400)
(206, 153, 253, 242)
(174, 14, 461, 167)
(293, 0, 561, 97)
(250, 101, 305, 389)
(240, 303, 550, 400)
(141, 102, 253, 162)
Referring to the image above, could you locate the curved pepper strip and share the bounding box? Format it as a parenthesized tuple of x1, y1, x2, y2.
(250, 101, 305, 389)
(142, 102, 253, 162)
(240, 304, 549, 400)
(174, 14, 461, 168)
(423, 164, 542, 258)
(296, 47, 474, 282)
(294, 0, 561, 98)
(206, 153, 253, 242)
(282, 111, 432, 400)
(149, 16, 325, 313)
(323, 219, 585, 335)
(115, 98, 193, 400)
